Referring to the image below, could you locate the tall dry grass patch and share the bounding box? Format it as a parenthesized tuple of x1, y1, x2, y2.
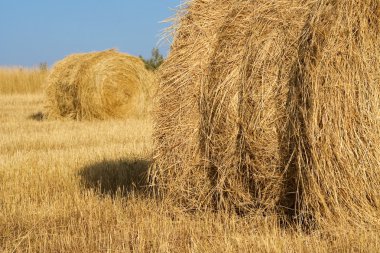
(45, 49, 156, 120)
(151, 0, 380, 228)
(0, 67, 47, 94)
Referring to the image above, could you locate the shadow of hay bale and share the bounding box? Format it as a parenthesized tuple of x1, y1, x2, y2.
(79, 158, 151, 197)
(28, 112, 45, 121)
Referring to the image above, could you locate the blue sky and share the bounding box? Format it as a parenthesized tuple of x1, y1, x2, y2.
(0, 0, 181, 67)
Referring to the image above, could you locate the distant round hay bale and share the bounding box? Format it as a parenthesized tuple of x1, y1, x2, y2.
(45, 49, 155, 120)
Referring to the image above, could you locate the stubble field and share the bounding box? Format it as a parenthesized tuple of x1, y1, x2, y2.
(0, 70, 379, 252)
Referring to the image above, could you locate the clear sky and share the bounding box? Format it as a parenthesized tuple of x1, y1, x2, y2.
(0, 0, 181, 67)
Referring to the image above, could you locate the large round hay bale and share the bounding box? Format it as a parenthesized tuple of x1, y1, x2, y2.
(150, 0, 314, 214)
(45, 49, 155, 120)
(285, 0, 380, 227)
(151, 0, 380, 228)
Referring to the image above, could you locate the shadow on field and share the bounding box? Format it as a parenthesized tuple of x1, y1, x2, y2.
(79, 158, 151, 197)
(28, 111, 46, 121)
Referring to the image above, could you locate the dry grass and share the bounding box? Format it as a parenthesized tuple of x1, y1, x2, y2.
(45, 49, 156, 120)
(1, 93, 380, 252)
(0, 67, 48, 94)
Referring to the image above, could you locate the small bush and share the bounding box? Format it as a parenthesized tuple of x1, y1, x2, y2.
(139, 48, 164, 71)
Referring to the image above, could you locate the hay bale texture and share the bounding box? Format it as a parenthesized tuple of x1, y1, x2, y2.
(151, 0, 232, 211)
(152, 0, 380, 226)
(151, 0, 314, 214)
(285, 0, 380, 226)
(45, 49, 155, 120)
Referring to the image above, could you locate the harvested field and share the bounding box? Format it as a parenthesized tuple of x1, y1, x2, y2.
(1, 0, 380, 251)
(1, 93, 379, 252)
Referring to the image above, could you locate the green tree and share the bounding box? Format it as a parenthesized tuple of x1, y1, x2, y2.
(139, 48, 164, 71)
(39, 62, 48, 72)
